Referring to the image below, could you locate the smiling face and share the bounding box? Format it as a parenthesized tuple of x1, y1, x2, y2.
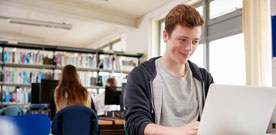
(163, 24, 202, 64)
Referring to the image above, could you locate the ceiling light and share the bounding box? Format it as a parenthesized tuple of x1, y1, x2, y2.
(8, 18, 72, 30)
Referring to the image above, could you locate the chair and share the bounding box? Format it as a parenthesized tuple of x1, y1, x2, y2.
(52, 105, 99, 135)
(0, 106, 24, 116)
(0, 114, 51, 135)
(124, 122, 129, 135)
(25, 104, 48, 115)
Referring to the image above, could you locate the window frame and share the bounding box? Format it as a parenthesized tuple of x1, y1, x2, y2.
(99, 39, 121, 51)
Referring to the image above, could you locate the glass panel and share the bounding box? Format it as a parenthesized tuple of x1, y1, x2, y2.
(209, 33, 245, 85)
(210, 0, 242, 19)
(196, 6, 203, 16)
(189, 44, 203, 68)
(159, 20, 166, 56)
(112, 41, 121, 51)
(103, 46, 110, 51)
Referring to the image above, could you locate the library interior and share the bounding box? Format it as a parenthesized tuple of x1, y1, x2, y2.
(0, 0, 276, 135)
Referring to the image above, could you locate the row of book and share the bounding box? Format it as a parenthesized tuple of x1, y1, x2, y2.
(54, 70, 97, 87)
(1, 48, 98, 69)
(1, 86, 30, 104)
(1, 69, 127, 89)
(55, 52, 97, 68)
(1, 48, 139, 71)
(2, 48, 53, 65)
(1, 68, 51, 84)
(99, 55, 139, 71)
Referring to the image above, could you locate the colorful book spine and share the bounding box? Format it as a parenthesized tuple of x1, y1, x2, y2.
(2, 68, 50, 84)
(55, 52, 97, 68)
(2, 48, 53, 65)
(2, 86, 31, 103)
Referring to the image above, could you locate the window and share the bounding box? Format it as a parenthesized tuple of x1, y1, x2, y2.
(112, 41, 122, 52)
(159, 20, 166, 56)
(103, 46, 111, 51)
(196, 5, 203, 16)
(99, 39, 122, 51)
(189, 44, 204, 68)
(210, 0, 242, 19)
(209, 33, 245, 85)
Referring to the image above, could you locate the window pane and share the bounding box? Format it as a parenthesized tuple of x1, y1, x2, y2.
(160, 20, 166, 56)
(210, 0, 242, 19)
(209, 33, 245, 85)
(112, 41, 121, 51)
(196, 6, 203, 16)
(103, 46, 110, 51)
(189, 44, 203, 68)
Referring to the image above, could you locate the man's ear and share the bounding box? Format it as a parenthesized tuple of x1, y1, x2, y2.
(163, 30, 168, 43)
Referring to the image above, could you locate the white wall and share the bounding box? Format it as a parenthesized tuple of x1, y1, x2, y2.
(273, 58, 276, 86)
(272, 0, 276, 86)
(87, 0, 189, 61)
(271, 0, 276, 16)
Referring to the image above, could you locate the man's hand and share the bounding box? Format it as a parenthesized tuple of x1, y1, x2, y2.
(175, 121, 200, 135)
(145, 121, 200, 135)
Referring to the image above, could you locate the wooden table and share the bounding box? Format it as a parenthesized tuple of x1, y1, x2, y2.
(98, 117, 125, 135)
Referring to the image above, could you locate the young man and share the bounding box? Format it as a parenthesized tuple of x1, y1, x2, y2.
(124, 4, 214, 135)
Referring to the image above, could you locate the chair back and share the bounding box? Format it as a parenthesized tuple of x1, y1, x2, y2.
(0, 106, 24, 116)
(52, 105, 99, 135)
(25, 104, 48, 115)
(0, 114, 51, 135)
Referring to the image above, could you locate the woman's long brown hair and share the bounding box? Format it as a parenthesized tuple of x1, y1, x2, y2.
(54, 64, 89, 110)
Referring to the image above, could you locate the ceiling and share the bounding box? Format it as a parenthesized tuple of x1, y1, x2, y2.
(0, 0, 172, 48)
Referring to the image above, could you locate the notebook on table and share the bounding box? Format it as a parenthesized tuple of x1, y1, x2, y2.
(198, 84, 276, 135)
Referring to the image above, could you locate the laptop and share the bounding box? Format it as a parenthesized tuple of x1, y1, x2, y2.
(198, 84, 276, 135)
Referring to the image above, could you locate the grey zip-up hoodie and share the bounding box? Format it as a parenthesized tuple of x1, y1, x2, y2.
(124, 57, 214, 135)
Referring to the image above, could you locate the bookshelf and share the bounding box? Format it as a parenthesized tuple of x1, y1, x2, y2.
(0, 62, 56, 69)
(0, 41, 143, 107)
(0, 82, 31, 87)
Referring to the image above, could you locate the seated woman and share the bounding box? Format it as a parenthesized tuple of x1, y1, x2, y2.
(50, 64, 96, 120)
(94, 78, 120, 116)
